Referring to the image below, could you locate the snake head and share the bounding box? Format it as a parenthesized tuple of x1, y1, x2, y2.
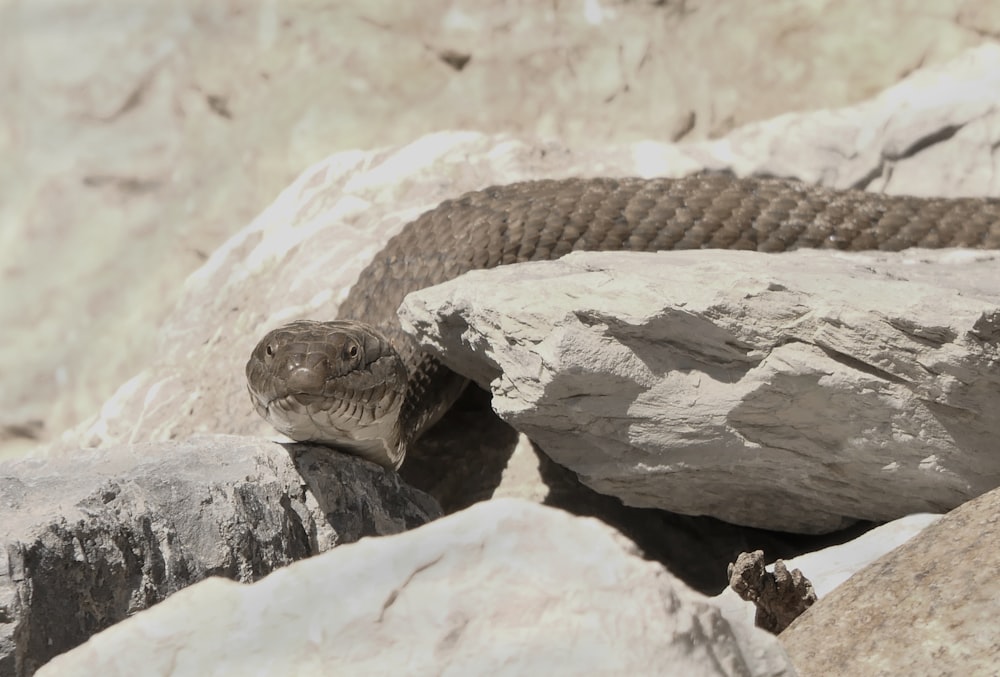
(245, 319, 408, 469)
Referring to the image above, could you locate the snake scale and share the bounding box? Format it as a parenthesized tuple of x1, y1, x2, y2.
(246, 174, 1000, 469)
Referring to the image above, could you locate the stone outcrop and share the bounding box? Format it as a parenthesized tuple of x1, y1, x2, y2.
(401, 249, 1000, 532)
(4, 4, 1000, 458)
(1, 33, 999, 677)
(37, 500, 797, 677)
(35, 44, 998, 466)
(0, 437, 440, 676)
(780, 485, 1000, 675)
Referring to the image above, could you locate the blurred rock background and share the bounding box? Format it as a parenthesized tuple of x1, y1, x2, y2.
(2, 0, 999, 458)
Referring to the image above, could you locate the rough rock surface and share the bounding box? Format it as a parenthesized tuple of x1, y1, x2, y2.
(727, 551, 817, 634)
(52, 45, 1000, 488)
(401, 249, 1000, 533)
(0, 437, 441, 676)
(37, 499, 796, 677)
(5, 3, 1000, 456)
(780, 485, 1000, 676)
(5, 40, 1000, 677)
(713, 513, 942, 632)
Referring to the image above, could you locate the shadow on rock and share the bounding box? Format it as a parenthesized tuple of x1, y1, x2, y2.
(399, 386, 877, 595)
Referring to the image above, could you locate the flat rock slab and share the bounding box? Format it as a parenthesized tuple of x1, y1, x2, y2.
(0, 436, 440, 675)
(780, 485, 1000, 675)
(401, 248, 1000, 533)
(38, 499, 796, 677)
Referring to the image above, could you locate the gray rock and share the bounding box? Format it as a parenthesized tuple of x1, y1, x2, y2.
(401, 248, 1000, 533)
(780, 485, 1000, 675)
(0, 436, 440, 676)
(37, 499, 797, 677)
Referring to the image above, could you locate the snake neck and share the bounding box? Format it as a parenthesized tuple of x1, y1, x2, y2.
(395, 351, 471, 458)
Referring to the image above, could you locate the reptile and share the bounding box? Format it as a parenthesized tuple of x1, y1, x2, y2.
(245, 174, 1000, 469)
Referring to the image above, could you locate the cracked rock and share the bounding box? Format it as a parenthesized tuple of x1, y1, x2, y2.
(400, 248, 1000, 533)
(0, 436, 441, 675)
(38, 500, 796, 677)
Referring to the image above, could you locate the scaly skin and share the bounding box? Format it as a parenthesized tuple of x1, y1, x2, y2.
(247, 174, 1000, 468)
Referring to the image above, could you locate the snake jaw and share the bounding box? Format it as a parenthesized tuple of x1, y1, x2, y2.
(245, 320, 409, 469)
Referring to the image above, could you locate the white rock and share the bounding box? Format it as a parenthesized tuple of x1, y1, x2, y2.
(713, 513, 942, 630)
(400, 249, 1000, 533)
(38, 499, 795, 677)
(48, 45, 1000, 460)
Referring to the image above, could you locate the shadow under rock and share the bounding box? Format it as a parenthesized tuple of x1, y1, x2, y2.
(399, 386, 519, 512)
(535, 449, 876, 595)
(399, 386, 878, 596)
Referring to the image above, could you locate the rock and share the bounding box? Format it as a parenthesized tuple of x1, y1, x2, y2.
(400, 248, 1000, 533)
(7, 40, 1000, 676)
(36, 499, 796, 677)
(49, 45, 1000, 477)
(727, 551, 817, 634)
(396, 387, 873, 596)
(713, 513, 942, 632)
(0, 436, 440, 675)
(4, 5, 999, 456)
(779, 485, 1000, 675)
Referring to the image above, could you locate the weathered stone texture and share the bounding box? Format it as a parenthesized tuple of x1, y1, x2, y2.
(781, 486, 1000, 676)
(0, 436, 440, 676)
(401, 249, 1000, 532)
(37, 500, 797, 677)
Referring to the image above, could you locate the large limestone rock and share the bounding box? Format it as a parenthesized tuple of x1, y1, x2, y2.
(37, 500, 796, 677)
(401, 248, 1000, 532)
(4, 4, 1000, 458)
(54, 45, 1000, 465)
(0, 437, 441, 676)
(780, 485, 1000, 675)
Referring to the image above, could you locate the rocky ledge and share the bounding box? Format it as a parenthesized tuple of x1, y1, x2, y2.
(3, 44, 1000, 676)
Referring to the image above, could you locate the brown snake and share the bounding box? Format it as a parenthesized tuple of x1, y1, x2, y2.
(246, 174, 1000, 469)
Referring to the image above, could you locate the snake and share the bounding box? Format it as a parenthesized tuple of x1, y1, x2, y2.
(245, 174, 1000, 469)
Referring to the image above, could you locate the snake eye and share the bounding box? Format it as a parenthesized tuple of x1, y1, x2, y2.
(347, 342, 359, 359)
(265, 344, 274, 357)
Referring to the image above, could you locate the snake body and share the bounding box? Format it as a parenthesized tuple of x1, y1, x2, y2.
(246, 174, 1000, 468)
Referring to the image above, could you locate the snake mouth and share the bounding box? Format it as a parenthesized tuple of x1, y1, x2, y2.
(247, 336, 408, 469)
(259, 389, 405, 469)
(270, 392, 329, 408)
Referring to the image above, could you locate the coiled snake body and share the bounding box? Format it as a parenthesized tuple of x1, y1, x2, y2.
(246, 174, 1000, 469)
